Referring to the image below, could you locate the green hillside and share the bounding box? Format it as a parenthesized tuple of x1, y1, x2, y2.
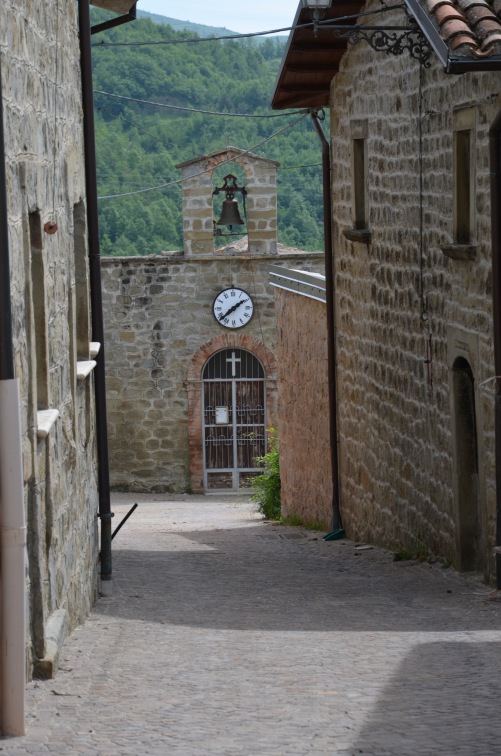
(91, 9, 326, 256)
(136, 9, 240, 38)
(135, 9, 288, 44)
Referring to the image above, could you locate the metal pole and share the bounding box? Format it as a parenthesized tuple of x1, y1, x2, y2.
(78, 0, 113, 583)
(310, 111, 342, 532)
(0, 50, 27, 736)
(111, 503, 138, 541)
(489, 107, 501, 589)
(0, 65, 14, 382)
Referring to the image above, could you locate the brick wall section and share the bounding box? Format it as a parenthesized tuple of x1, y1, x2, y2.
(1, 0, 99, 674)
(329, 1, 499, 579)
(274, 288, 333, 529)
(101, 251, 324, 492)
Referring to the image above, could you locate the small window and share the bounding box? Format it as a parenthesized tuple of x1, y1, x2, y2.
(352, 138, 367, 230)
(73, 201, 90, 359)
(29, 211, 49, 409)
(453, 108, 475, 245)
(344, 119, 370, 242)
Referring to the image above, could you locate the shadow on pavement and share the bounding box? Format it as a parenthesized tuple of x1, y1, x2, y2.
(352, 640, 501, 754)
(95, 523, 499, 632)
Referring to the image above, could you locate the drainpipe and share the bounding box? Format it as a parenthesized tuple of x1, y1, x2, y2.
(0, 53, 27, 735)
(310, 111, 342, 532)
(78, 0, 113, 585)
(489, 107, 501, 590)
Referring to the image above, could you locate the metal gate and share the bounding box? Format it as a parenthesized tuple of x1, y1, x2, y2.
(203, 348, 266, 491)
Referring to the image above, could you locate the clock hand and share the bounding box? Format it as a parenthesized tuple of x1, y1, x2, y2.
(218, 298, 249, 320)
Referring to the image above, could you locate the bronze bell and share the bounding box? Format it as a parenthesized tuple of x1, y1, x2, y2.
(216, 199, 245, 228)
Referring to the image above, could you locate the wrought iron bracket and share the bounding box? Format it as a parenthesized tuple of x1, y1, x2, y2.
(319, 2, 432, 68)
(343, 21, 432, 66)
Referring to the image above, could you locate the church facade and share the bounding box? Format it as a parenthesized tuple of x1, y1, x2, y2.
(101, 148, 325, 493)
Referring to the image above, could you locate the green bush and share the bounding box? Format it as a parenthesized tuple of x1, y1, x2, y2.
(251, 429, 281, 520)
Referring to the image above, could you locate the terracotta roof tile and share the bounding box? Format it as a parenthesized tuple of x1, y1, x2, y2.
(427, 0, 501, 54)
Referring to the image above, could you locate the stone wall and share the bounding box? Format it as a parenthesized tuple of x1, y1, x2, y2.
(1, 0, 99, 678)
(273, 283, 333, 530)
(101, 250, 324, 492)
(329, 0, 499, 579)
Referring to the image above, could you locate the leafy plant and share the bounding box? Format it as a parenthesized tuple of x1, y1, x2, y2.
(280, 514, 303, 527)
(393, 548, 415, 562)
(281, 515, 326, 531)
(394, 541, 433, 563)
(251, 429, 281, 520)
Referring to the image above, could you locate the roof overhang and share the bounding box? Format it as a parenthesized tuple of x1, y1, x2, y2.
(272, 0, 501, 109)
(90, 0, 136, 12)
(271, 0, 367, 110)
(90, 0, 137, 35)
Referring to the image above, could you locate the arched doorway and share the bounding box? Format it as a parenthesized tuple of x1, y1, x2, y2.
(452, 356, 480, 571)
(203, 348, 266, 491)
(186, 334, 277, 494)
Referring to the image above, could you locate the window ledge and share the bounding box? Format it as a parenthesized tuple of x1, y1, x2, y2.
(77, 360, 97, 382)
(37, 409, 60, 440)
(342, 228, 372, 244)
(90, 341, 101, 358)
(441, 244, 477, 261)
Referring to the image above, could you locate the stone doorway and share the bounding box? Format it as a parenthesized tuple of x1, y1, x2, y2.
(452, 356, 481, 571)
(202, 348, 266, 492)
(447, 326, 486, 574)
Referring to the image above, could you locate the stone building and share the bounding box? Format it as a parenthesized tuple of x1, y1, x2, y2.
(271, 0, 501, 582)
(0, 0, 136, 735)
(101, 147, 325, 494)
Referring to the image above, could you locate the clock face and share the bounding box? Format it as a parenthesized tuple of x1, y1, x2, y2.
(212, 287, 254, 329)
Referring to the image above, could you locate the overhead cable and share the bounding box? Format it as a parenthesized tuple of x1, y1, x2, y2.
(98, 111, 310, 200)
(96, 105, 202, 159)
(94, 90, 308, 118)
(92, 23, 308, 46)
(91, 6, 406, 47)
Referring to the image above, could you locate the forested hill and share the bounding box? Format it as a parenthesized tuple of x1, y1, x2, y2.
(91, 9, 326, 256)
(136, 9, 241, 39)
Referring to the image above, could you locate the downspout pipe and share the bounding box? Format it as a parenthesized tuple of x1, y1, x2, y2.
(0, 53, 27, 735)
(489, 106, 501, 590)
(78, 0, 113, 584)
(310, 110, 342, 532)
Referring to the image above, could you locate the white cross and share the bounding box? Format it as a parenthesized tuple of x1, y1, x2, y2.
(226, 351, 241, 377)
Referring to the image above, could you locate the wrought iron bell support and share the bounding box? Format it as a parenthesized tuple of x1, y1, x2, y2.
(213, 174, 247, 235)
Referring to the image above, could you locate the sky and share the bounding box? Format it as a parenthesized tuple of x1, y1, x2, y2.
(136, 0, 299, 34)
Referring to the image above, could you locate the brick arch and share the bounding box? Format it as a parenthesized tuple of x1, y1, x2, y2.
(186, 334, 277, 493)
(206, 149, 255, 182)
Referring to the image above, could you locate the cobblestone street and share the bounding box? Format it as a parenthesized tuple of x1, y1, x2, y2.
(2, 493, 501, 755)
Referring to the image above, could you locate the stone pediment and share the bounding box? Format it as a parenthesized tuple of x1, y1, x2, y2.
(176, 146, 280, 171)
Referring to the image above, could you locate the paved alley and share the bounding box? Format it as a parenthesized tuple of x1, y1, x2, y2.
(2, 493, 501, 755)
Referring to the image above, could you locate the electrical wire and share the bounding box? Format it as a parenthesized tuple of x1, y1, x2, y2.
(94, 90, 308, 118)
(95, 110, 322, 181)
(98, 110, 310, 200)
(279, 163, 322, 170)
(91, 6, 406, 47)
(92, 23, 309, 46)
(96, 104, 202, 160)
